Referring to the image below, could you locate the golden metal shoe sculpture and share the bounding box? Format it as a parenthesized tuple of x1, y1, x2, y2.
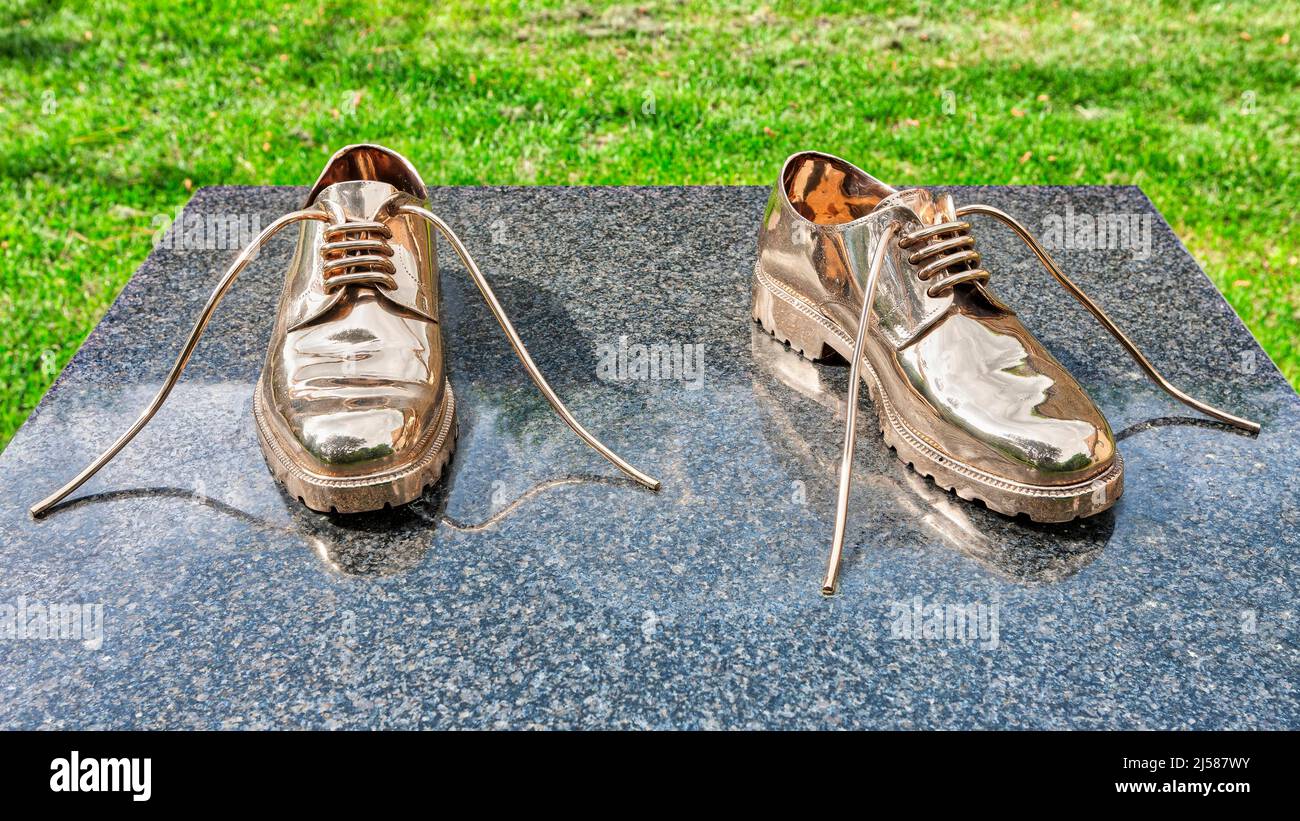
(32, 144, 659, 517)
(751, 151, 1258, 595)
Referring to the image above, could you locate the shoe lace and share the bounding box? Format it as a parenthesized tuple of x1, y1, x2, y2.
(319, 199, 399, 293)
(897, 218, 989, 298)
(31, 196, 659, 517)
(821, 203, 1260, 596)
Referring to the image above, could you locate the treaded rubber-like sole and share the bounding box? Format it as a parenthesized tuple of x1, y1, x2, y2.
(751, 264, 1122, 522)
(253, 378, 458, 514)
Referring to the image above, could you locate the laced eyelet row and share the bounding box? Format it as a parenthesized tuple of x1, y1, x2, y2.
(320, 219, 398, 293)
(898, 219, 990, 298)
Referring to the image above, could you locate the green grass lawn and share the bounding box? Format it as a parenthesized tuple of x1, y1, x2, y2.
(1, 0, 1296, 450)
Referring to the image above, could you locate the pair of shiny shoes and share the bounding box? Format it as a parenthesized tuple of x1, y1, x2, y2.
(33, 145, 1257, 596)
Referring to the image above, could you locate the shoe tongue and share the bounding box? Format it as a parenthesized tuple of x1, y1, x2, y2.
(313, 179, 400, 221)
(874, 187, 955, 225)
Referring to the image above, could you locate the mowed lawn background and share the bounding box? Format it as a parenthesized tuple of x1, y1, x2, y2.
(1, 0, 1296, 450)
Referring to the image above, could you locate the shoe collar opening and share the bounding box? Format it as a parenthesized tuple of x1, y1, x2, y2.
(305, 143, 428, 207)
(779, 151, 897, 226)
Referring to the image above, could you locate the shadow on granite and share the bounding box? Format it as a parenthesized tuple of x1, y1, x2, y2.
(1, 185, 1296, 729)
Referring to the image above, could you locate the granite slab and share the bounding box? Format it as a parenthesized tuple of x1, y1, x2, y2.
(1, 184, 1296, 729)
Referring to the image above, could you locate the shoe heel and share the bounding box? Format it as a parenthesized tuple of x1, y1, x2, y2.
(751, 265, 845, 363)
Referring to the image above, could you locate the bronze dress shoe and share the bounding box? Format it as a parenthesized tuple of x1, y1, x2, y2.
(751, 151, 1257, 593)
(34, 144, 658, 517)
(252, 145, 456, 512)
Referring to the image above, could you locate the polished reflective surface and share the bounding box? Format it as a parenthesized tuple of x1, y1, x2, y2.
(1, 185, 1297, 728)
(260, 147, 453, 507)
(32, 145, 656, 518)
(756, 152, 1259, 591)
(761, 154, 1118, 508)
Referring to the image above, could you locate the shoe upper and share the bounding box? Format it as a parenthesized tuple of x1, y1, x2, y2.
(258, 144, 448, 476)
(757, 151, 1116, 487)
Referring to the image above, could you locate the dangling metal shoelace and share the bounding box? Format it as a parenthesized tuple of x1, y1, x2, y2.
(821, 203, 1260, 595)
(31, 195, 660, 517)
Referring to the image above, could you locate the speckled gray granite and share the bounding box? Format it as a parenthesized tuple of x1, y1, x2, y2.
(1, 185, 1297, 729)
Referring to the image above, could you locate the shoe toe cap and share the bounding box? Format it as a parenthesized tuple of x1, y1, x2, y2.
(907, 313, 1118, 487)
(1009, 411, 1116, 484)
(296, 407, 414, 468)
